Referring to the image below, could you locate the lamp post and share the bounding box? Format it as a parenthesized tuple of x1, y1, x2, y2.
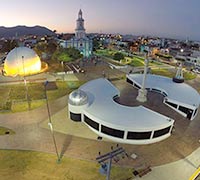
(44, 81, 61, 163)
(22, 56, 30, 110)
(96, 147, 125, 180)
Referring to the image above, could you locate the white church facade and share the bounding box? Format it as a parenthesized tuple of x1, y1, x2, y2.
(60, 9, 93, 57)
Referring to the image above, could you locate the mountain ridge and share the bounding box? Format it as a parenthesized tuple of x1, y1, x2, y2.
(0, 25, 55, 38)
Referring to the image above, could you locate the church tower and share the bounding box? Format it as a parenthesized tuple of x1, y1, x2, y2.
(62, 9, 93, 57)
(75, 9, 86, 39)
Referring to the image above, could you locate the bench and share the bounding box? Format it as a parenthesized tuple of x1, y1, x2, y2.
(138, 166, 152, 177)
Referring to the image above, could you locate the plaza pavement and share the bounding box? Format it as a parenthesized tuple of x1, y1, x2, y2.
(134, 147, 200, 180)
(0, 94, 199, 180)
(0, 67, 200, 179)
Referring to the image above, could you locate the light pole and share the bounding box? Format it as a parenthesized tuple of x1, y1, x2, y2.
(44, 81, 61, 163)
(96, 147, 126, 180)
(22, 56, 30, 110)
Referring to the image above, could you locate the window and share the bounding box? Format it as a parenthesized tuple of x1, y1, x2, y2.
(153, 126, 171, 138)
(193, 108, 198, 117)
(134, 83, 141, 89)
(126, 78, 133, 85)
(84, 115, 99, 131)
(152, 88, 161, 93)
(165, 101, 178, 109)
(70, 112, 81, 122)
(162, 92, 168, 97)
(127, 131, 151, 140)
(113, 95, 119, 100)
(101, 125, 124, 138)
(178, 106, 192, 115)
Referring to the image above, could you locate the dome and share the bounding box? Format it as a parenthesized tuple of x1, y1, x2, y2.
(69, 89, 88, 106)
(4, 47, 41, 77)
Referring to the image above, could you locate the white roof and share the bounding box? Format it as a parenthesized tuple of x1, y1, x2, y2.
(4, 47, 41, 76)
(80, 78, 173, 131)
(128, 74, 200, 108)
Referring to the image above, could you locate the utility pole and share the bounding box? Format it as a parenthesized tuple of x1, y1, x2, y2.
(44, 81, 61, 163)
(96, 147, 126, 180)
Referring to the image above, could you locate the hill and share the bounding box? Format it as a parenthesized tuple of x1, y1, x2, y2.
(0, 25, 55, 38)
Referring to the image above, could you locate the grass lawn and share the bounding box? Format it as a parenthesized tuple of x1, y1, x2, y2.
(0, 150, 133, 180)
(1, 80, 83, 113)
(151, 68, 174, 78)
(151, 68, 196, 80)
(183, 71, 197, 80)
(128, 56, 144, 67)
(96, 49, 117, 58)
(0, 127, 15, 135)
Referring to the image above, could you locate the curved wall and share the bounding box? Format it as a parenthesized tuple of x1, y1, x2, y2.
(68, 78, 174, 145)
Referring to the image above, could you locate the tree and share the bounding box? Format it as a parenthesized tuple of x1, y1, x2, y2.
(0, 40, 18, 53)
(52, 47, 82, 62)
(46, 41, 57, 54)
(93, 37, 100, 51)
(34, 42, 47, 57)
(113, 52, 124, 61)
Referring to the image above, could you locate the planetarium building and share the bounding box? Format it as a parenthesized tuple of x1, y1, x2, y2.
(68, 78, 174, 145)
(4, 47, 41, 77)
(126, 74, 200, 120)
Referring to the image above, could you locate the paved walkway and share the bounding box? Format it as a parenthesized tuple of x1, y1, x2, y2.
(0, 91, 199, 180)
(135, 147, 200, 180)
(0, 66, 200, 179)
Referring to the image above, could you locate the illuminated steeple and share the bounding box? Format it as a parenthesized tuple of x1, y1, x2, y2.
(75, 9, 86, 39)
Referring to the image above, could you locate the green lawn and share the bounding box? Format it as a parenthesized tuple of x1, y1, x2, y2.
(0, 127, 15, 135)
(151, 68, 174, 78)
(151, 68, 196, 80)
(0, 150, 133, 180)
(96, 49, 117, 58)
(184, 71, 197, 80)
(0, 81, 83, 113)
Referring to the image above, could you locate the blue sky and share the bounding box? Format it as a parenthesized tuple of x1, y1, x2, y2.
(0, 0, 199, 40)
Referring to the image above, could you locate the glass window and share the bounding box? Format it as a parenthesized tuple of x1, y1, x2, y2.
(126, 78, 133, 85)
(178, 106, 192, 114)
(84, 115, 99, 131)
(70, 112, 81, 122)
(165, 101, 178, 109)
(134, 83, 141, 89)
(127, 131, 151, 140)
(152, 88, 161, 93)
(101, 125, 124, 138)
(153, 126, 171, 138)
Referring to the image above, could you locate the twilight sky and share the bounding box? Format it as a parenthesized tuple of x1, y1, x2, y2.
(0, 0, 200, 40)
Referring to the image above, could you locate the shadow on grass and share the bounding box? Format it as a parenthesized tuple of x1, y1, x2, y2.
(59, 135, 73, 160)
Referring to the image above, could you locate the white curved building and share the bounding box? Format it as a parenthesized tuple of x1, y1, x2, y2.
(127, 74, 200, 120)
(4, 47, 41, 77)
(68, 78, 174, 145)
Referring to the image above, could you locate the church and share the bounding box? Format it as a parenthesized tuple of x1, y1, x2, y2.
(60, 9, 93, 57)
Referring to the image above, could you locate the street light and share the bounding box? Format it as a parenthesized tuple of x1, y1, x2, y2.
(44, 81, 61, 163)
(22, 56, 30, 110)
(96, 147, 126, 180)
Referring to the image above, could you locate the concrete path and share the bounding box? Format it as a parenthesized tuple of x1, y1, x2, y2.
(0, 74, 200, 179)
(135, 147, 200, 180)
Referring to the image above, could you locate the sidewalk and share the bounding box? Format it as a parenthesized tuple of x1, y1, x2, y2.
(135, 147, 200, 180)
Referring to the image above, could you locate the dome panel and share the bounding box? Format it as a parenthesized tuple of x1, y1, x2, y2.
(4, 47, 41, 76)
(69, 90, 88, 106)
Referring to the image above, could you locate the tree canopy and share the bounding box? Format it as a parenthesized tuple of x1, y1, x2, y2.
(52, 47, 82, 62)
(34, 41, 57, 57)
(0, 40, 18, 53)
(113, 52, 124, 61)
